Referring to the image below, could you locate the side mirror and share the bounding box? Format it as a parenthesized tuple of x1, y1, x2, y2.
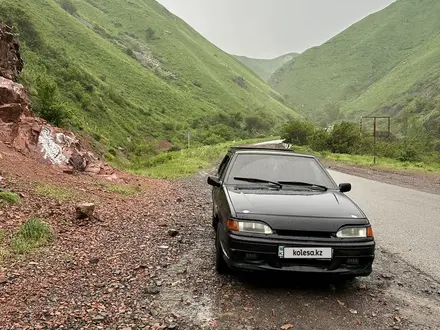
(207, 176, 221, 187)
(339, 183, 352, 193)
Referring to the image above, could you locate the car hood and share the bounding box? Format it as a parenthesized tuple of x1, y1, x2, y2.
(226, 186, 365, 219)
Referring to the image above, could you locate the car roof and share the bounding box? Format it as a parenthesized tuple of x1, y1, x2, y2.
(228, 146, 316, 159)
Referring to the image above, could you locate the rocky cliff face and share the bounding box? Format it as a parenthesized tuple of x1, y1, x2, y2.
(0, 24, 113, 176)
(0, 25, 23, 82)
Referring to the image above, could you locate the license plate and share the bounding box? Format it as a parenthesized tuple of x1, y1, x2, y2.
(278, 246, 332, 259)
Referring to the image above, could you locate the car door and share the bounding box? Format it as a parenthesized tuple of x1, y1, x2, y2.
(212, 153, 231, 223)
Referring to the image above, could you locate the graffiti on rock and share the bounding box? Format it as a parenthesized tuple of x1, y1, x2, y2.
(38, 126, 72, 165)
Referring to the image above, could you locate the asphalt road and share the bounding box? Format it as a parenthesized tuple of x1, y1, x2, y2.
(329, 170, 440, 282)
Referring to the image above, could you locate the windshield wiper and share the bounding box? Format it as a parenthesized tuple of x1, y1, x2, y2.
(234, 177, 282, 188)
(277, 181, 328, 191)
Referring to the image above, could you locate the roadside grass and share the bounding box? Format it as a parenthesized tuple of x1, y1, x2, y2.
(0, 230, 8, 263)
(105, 183, 142, 196)
(11, 218, 54, 254)
(132, 137, 278, 179)
(293, 145, 440, 173)
(35, 183, 77, 201)
(0, 191, 21, 205)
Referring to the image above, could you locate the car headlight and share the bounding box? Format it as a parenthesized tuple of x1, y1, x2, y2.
(336, 226, 373, 238)
(227, 219, 273, 234)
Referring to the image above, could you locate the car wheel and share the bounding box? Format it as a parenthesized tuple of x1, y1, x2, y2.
(215, 226, 229, 274)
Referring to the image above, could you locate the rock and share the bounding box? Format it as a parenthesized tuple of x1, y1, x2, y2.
(92, 315, 106, 322)
(394, 316, 401, 323)
(381, 274, 393, 280)
(349, 309, 358, 314)
(144, 286, 160, 295)
(280, 324, 293, 330)
(89, 257, 100, 264)
(176, 197, 183, 203)
(159, 245, 169, 249)
(0, 25, 23, 82)
(357, 283, 367, 290)
(76, 202, 95, 219)
(167, 323, 178, 329)
(168, 229, 179, 237)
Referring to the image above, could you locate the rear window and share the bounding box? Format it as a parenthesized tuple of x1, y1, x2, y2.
(226, 153, 336, 188)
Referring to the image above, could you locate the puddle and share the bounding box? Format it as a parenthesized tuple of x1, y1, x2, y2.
(156, 241, 216, 327)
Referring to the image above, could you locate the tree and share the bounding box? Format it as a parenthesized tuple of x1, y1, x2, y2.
(280, 119, 314, 145)
(35, 76, 69, 126)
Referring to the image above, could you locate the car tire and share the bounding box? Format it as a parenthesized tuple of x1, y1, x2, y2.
(215, 226, 229, 274)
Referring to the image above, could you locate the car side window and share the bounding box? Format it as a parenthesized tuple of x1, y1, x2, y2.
(217, 155, 230, 179)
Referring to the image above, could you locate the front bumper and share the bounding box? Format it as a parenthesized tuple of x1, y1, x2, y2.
(221, 232, 375, 276)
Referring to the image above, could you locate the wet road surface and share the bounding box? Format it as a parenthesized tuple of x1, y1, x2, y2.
(151, 172, 440, 330)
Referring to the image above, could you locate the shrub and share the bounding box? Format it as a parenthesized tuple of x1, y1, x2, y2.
(328, 121, 361, 154)
(12, 218, 54, 254)
(233, 76, 247, 88)
(281, 119, 315, 146)
(0, 192, 21, 205)
(245, 114, 273, 134)
(146, 27, 157, 41)
(394, 141, 422, 162)
(309, 129, 329, 152)
(126, 48, 136, 58)
(35, 76, 69, 126)
(60, 0, 78, 15)
(203, 134, 226, 146)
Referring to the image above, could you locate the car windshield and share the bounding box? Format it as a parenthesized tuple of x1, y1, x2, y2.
(226, 153, 336, 188)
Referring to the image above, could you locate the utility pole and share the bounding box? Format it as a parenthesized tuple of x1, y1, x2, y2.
(373, 117, 377, 165)
(183, 130, 194, 149)
(360, 116, 391, 165)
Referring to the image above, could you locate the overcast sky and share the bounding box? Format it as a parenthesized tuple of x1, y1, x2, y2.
(156, 0, 396, 59)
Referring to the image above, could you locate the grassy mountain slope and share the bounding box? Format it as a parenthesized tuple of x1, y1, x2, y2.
(0, 0, 297, 160)
(270, 0, 440, 133)
(234, 53, 297, 82)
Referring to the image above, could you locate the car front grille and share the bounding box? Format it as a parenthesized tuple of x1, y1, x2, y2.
(275, 230, 334, 238)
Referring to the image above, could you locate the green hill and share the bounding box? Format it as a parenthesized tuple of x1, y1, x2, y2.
(270, 0, 440, 135)
(0, 0, 297, 160)
(234, 53, 298, 82)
